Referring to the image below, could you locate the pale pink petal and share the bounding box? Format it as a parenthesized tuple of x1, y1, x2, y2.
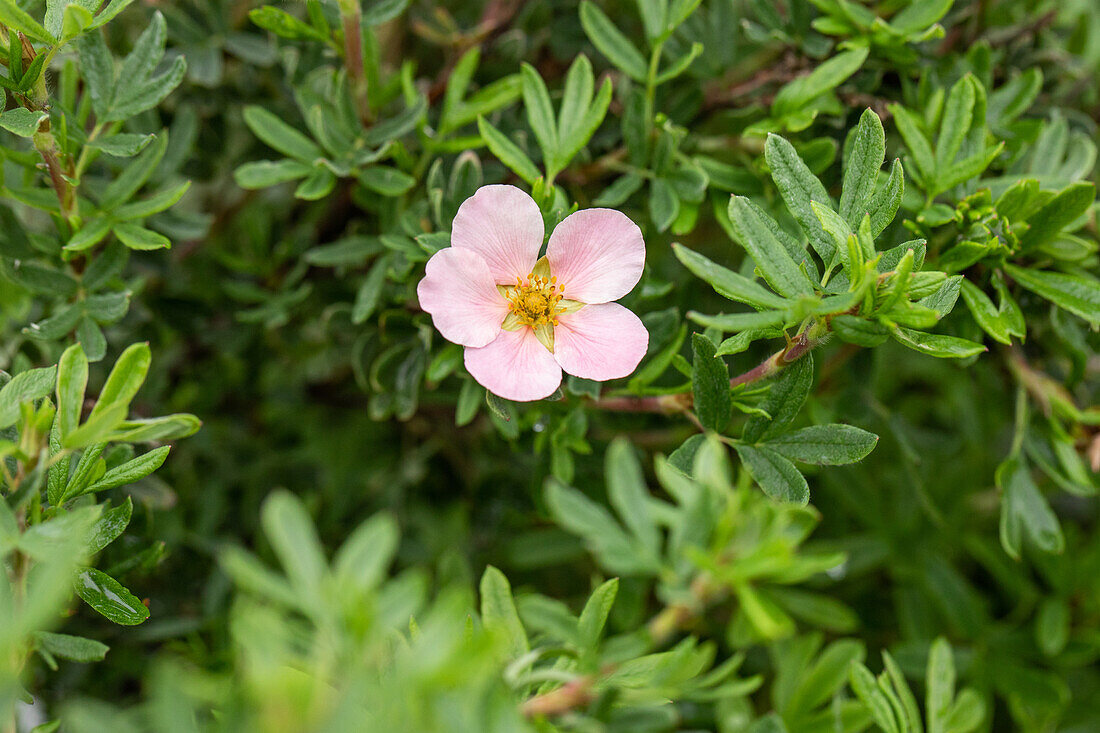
(451, 184, 544, 283)
(464, 328, 562, 402)
(553, 303, 649, 381)
(546, 208, 645, 304)
(417, 247, 508, 348)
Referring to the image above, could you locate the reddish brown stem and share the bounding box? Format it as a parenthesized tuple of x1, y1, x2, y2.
(340, 0, 370, 124)
(591, 327, 827, 416)
(521, 675, 595, 719)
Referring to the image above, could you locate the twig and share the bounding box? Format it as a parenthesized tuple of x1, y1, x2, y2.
(590, 325, 828, 416)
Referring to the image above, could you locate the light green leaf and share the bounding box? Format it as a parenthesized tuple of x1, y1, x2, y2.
(579, 0, 648, 82)
(766, 424, 878, 465)
(734, 444, 809, 504)
(1005, 264, 1100, 325)
(891, 328, 986, 358)
(840, 109, 886, 227)
(74, 568, 149, 625)
(479, 566, 529, 660)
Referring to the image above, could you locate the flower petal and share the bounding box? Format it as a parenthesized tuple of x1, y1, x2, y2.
(553, 303, 649, 381)
(452, 184, 544, 283)
(417, 247, 508, 347)
(546, 208, 645, 304)
(465, 328, 563, 402)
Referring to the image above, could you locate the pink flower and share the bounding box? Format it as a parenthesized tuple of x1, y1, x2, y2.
(417, 185, 649, 402)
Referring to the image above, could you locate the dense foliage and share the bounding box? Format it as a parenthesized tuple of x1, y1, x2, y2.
(1, 0, 1099, 730)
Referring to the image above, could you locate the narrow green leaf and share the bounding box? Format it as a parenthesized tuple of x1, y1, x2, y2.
(891, 328, 986, 358)
(1018, 182, 1095, 249)
(606, 438, 660, 554)
(734, 444, 809, 504)
(766, 133, 835, 263)
(83, 446, 170, 496)
(520, 63, 558, 168)
(243, 105, 322, 161)
(840, 109, 886, 228)
(74, 568, 149, 625)
(936, 76, 976, 166)
(0, 366, 58, 429)
(579, 0, 648, 82)
(727, 196, 815, 297)
(766, 424, 878, 465)
(577, 578, 618, 650)
(692, 333, 731, 432)
(479, 566, 529, 660)
(477, 116, 540, 184)
(1005, 264, 1100, 325)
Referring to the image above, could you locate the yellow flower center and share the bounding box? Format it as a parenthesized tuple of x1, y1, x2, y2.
(506, 273, 566, 327)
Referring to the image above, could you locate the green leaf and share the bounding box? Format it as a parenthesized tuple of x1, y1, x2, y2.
(840, 109, 886, 227)
(34, 631, 109, 663)
(85, 343, 149, 428)
(849, 663, 901, 733)
(248, 6, 328, 42)
(672, 246, 788, 311)
(734, 444, 809, 504)
(889, 104, 935, 186)
(520, 63, 558, 170)
(261, 490, 326, 595)
(727, 196, 815, 297)
(100, 132, 169, 210)
(0, 0, 55, 44)
(692, 333, 730, 432)
(545, 480, 660, 575)
(113, 223, 170, 250)
(772, 47, 868, 117)
(998, 455, 1064, 558)
(743, 355, 814, 443)
(579, 0, 648, 82)
(83, 446, 170, 496)
(936, 76, 976, 167)
(357, 166, 415, 195)
(891, 328, 986, 358)
(87, 132, 155, 158)
(479, 566, 529, 660)
(352, 258, 388, 324)
(243, 105, 322, 162)
(74, 568, 149, 625)
(577, 578, 618, 650)
(890, 0, 952, 33)
(765, 133, 835, 263)
(333, 513, 398, 593)
(960, 280, 1014, 344)
(926, 637, 956, 733)
(294, 167, 336, 200)
(0, 108, 47, 137)
(114, 181, 191, 221)
(105, 413, 201, 443)
(0, 366, 58, 429)
(235, 159, 312, 188)
(766, 424, 878, 465)
(606, 438, 660, 554)
(1004, 265, 1100, 325)
(656, 42, 703, 84)
(86, 497, 133, 555)
(867, 158, 904, 237)
(476, 116, 540, 184)
(1018, 182, 1095, 249)
(649, 178, 679, 232)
